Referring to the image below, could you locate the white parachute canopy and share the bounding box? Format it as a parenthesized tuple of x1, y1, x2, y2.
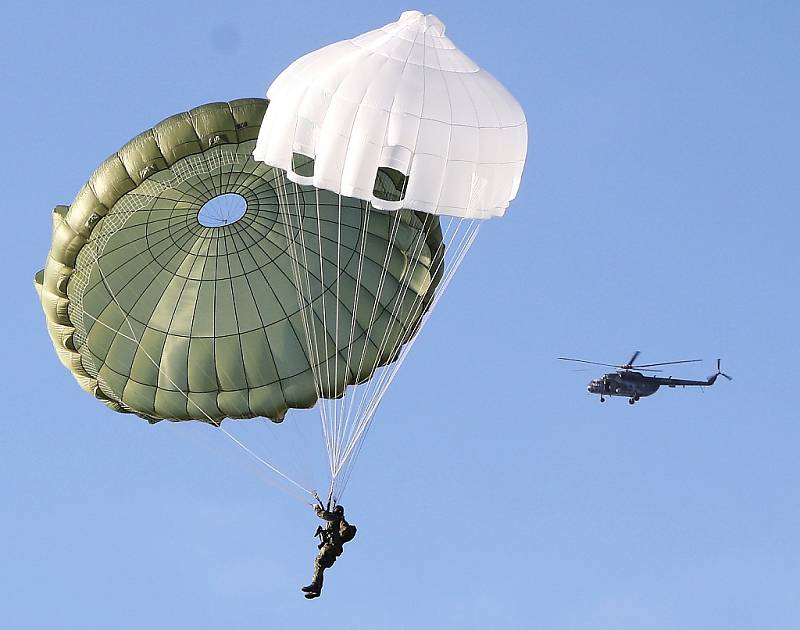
(253, 10, 527, 219)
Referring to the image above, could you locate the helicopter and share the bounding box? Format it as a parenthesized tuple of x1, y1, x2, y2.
(558, 351, 731, 404)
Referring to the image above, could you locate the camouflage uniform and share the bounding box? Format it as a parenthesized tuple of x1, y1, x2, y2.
(302, 504, 356, 598)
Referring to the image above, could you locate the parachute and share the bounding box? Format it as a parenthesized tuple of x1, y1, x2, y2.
(34, 11, 527, 504)
(254, 11, 527, 218)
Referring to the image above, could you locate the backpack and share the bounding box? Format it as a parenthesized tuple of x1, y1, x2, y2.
(339, 521, 357, 543)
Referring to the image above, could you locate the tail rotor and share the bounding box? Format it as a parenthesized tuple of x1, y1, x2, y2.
(708, 359, 732, 384)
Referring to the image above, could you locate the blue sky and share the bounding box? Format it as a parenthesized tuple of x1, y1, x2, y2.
(3, 1, 799, 628)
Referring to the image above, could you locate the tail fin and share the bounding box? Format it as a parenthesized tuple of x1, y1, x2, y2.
(707, 359, 732, 384)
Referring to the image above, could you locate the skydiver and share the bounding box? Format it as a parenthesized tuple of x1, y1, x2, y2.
(302, 501, 357, 599)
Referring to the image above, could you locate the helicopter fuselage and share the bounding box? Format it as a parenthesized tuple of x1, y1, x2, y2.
(588, 370, 718, 403)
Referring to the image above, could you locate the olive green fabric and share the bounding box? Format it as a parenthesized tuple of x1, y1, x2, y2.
(35, 99, 443, 424)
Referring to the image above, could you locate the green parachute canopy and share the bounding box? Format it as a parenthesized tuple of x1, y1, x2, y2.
(35, 99, 442, 424)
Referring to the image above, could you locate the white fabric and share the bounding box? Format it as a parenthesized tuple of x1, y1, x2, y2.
(253, 10, 528, 219)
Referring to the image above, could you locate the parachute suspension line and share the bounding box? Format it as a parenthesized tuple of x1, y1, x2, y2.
(319, 197, 399, 507)
(330, 202, 372, 486)
(338, 219, 480, 495)
(301, 179, 343, 478)
(334, 214, 434, 473)
(310, 181, 335, 466)
(331, 217, 481, 497)
(334, 201, 403, 481)
(308, 184, 337, 474)
(215, 424, 316, 497)
(87, 254, 315, 501)
(274, 173, 410, 504)
(271, 170, 481, 502)
(332, 206, 409, 472)
(337, 207, 445, 461)
(326, 193, 351, 482)
(348, 206, 407, 419)
(337, 221, 480, 496)
(330, 173, 487, 499)
(331, 223, 462, 497)
(349, 210, 445, 418)
(284, 191, 405, 488)
(273, 170, 336, 478)
(274, 169, 332, 469)
(335, 200, 372, 473)
(321, 187, 342, 474)
(332, 220, 480, 499)
(273, 168, 364, 486)
(332, 187, 343, 473)
(310, 181, 342, 472)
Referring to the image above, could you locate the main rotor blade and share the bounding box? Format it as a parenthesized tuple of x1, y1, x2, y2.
(634, 359, 703, 368)
(557, 357, 620, 368)
(626, 351, 641, 367)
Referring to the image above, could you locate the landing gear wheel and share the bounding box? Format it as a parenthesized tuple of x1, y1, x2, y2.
(600, 396, 605, 402)
(628, 398, 635, 405)
(633, 394, 640, 401)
